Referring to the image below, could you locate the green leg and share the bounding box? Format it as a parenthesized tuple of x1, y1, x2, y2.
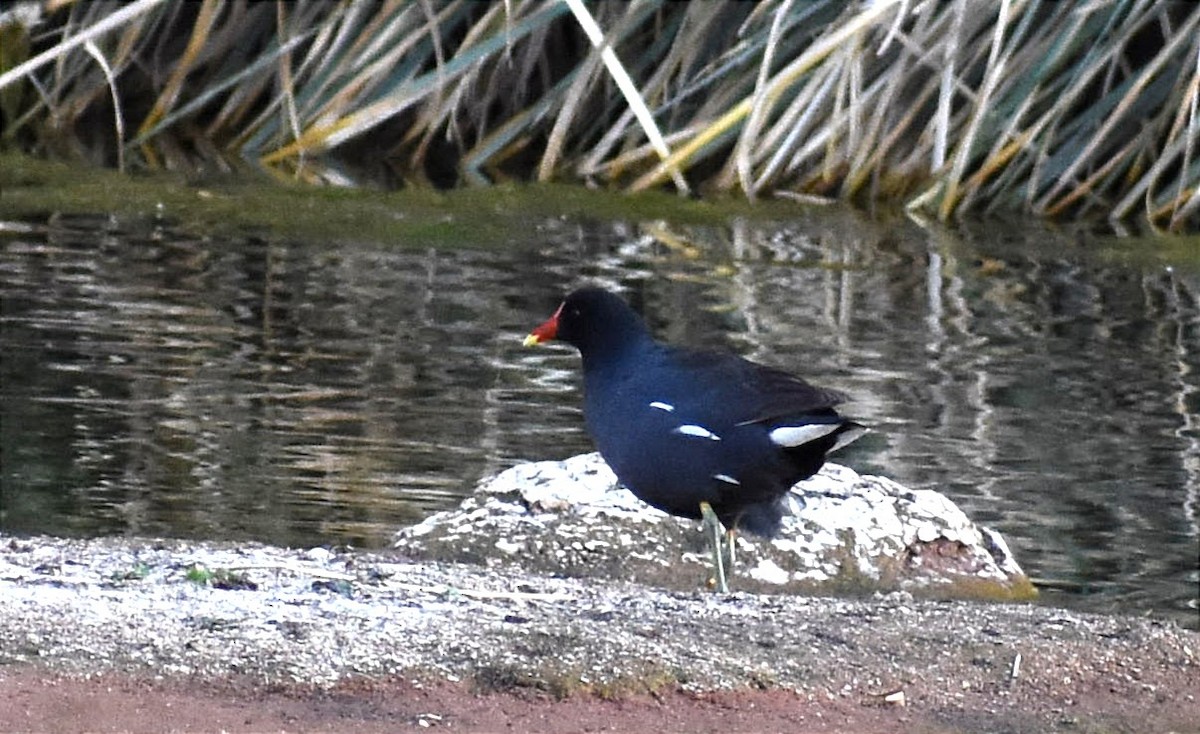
(699, 502, 729, 593)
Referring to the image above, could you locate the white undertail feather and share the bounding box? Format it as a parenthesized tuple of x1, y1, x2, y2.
(831, 424, 868, 452)
(767, 423, 841, 448)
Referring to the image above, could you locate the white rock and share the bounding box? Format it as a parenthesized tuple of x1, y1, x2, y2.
(747, 558, 791, 585)
(305, 547, 334, 563)
(394, 453, 1033, 599)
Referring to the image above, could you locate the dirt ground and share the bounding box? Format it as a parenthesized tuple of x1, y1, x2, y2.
(2, 664, 1198, 734)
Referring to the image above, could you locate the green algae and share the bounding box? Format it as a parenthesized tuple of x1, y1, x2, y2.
(0, 152, 804, 248)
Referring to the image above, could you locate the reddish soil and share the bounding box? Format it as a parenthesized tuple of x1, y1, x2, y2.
(3, 666, 1198, 734)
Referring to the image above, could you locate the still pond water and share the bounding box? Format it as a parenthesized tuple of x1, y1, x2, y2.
(1, 201, 1197, 627)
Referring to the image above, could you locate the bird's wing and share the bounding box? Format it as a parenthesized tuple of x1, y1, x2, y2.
(664, 346, 847, 426)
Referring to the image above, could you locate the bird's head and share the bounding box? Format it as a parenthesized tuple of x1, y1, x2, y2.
(524, 287, 650, 357)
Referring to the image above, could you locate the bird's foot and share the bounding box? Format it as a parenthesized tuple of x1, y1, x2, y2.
(700, 502, 730, 593)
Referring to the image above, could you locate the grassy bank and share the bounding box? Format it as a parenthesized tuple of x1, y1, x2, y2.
(1, 1, 1197, 231)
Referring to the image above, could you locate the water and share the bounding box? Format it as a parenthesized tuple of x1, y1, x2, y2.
(1, 207, 1196, 627)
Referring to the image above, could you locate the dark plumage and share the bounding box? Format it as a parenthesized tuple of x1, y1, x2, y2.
(525, 287, 865, 541)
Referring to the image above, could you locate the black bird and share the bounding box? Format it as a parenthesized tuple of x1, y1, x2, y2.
(524, 287, 865, 591)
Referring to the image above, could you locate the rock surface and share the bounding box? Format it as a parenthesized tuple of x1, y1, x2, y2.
(395, 453, 1034, 600)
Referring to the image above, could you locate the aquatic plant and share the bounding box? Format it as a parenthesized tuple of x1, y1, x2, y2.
(1, 1, 1197, 231)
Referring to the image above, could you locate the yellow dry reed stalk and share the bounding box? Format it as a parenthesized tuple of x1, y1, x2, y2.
(5, 0, 1200, 229)
(136, 0, 221, 149)
(0, 0, 167, 91)
(538, 49, 602, 182)
(259, 3, 476, 163)
(276, 1, 303, 156)
(737, 0, 793, 200)
(561, 0, 687, 193)
(1036, 4, 1200, 212)
(937, 0, 1012, 221)
(82, 39, 124, 173)
(1044, 137, 1141, 218)
(630, 0, 902, 193)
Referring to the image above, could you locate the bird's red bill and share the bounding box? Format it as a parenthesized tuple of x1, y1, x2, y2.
(524, 303, 563, 345)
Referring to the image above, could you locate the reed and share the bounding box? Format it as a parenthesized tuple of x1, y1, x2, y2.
(1, 0, 1197, 231)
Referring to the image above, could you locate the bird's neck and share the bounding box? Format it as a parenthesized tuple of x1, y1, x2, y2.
(578, 329, 655, 379)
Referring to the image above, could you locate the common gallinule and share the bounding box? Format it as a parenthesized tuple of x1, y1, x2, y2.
(524, 287, 865, 591)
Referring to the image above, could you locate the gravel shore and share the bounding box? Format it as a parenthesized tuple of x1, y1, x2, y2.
(1, 534, 1197, 732)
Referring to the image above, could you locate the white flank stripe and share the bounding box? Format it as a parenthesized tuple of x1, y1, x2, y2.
(649, 401, 675, 412)
(768, 423, 841, 447)
(675, 424, 721, 441)
(713, 473, 741, 485)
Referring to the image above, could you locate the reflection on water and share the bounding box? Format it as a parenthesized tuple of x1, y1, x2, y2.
(0, 209, 1196, 627)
